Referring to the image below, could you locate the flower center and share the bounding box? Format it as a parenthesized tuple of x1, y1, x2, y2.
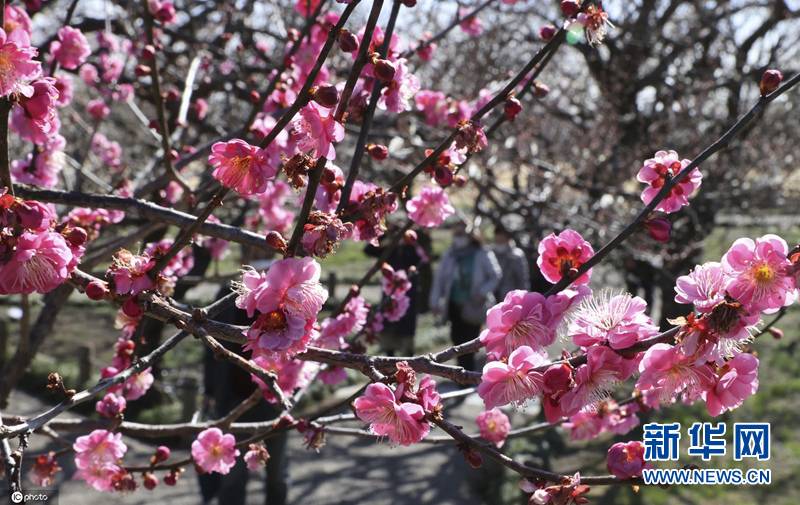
(259, 310, 287, 331)
(752, 263, 775, 285)
(210, 445, 223, 458)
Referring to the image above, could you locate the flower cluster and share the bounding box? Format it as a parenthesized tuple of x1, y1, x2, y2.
(353, 363, 440, 446)
(636, 150, 702, 214)
(73, 430, 128, 491)
(235, 257, 328, 358)
(191, 428, 240, 475)
(0, 194, 83, 295)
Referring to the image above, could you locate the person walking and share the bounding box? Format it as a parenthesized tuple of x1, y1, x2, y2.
(491, 223, 530, 300)
(429, 222, 501, 371)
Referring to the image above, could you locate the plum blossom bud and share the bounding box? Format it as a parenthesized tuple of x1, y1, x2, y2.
(504, 96, 522, 120)
(453, 174, 468, 187)
(66, 226, 88, 247)
(86, 280, 109, 300)
(143, 472, 158, 490)
(533, 82, 550, 98)
(338, 29, 358, 52)
(153, 445, 171, 464)
(367, 143, 388, 161)
(87, 99, 110, 121)
(312, 85, 339, 108)
(122, 297, 143, 318)
(265, 231, 288, 253)
(644, 216, 671, 242)
(374, 58, 396, 83)
(403, 229, 418, 245)
(95, 392, 126, 418)
(135, 64, 152, 77)
(142, 44, 156, 60)
(759, 69, 783, 96)
(434, 164, 454, 187)
(459, 444, 483, 468)
(561, 0, 580, 17)
(768, 327, 784, 340)
(163, 468, 183, 486)
(401, 0, 417, 6)
(539, 25, 557, 40)
(543, 363, 572, 394)
(249, 90, 260, 103)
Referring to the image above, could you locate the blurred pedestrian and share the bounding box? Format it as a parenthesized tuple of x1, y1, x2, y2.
(491, 223, 530, 300)
(429, 222, 501, 371)
(365, 225, 431, 356)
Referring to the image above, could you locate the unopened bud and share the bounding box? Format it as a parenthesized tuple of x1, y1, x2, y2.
(338, 29, 359, 53)
(142, 45, 156, 60)
(122, 297, 143, 318)
(85, 280, 109, 300)
(135, 64, 152, 77)
(768, 327, 784, 340)
(66, 226, 88, 247)
(312, 85, 339, 108)
(403, 229, 418, 245)
(249, 90, 261, 103)
(561, 0, 580, 17)
(265, 231, 288, 253)
(533, 82, 550, 98)
(154, 445, 171, 463)
(504, 96, 522, 120)
(644, 217, 671, 243)
(373, 58, 396, 83)
(367, 143, 388, 161)
(539, 25, 557, 41)
(143, 472, 158, 490)
(759, 69, 783, 96)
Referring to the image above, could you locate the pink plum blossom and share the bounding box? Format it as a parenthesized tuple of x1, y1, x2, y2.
(563, 410, 604, 441)
(108, 249, 155, 295)
(704, 353, 759, 417)
(353, 382, 430, 446)
(0, 231, 73, 294)
(674, 261, 727, 313)
(95, 393, 126, 418)
(236, 257, 327, 356)
(459, 8, 484, 36)
(11, 77, 60, 144)
(50, 26, 91, 70)
(537, 229, 594, 286)
(73, 430, 127, 491)
(251, 354, 319, 402)
(209, 139, 277, 196)
(0, 28, 41, 97)
(191, 428, 240, 475)
(244, 445, 269, 471)
(379, 59, 420, 113)
(476, 408, 511, 447)
(405, 185, 455, 228)
(255, 180, 295, 232)
(292, 102, 344, 160)
(606, 441, 648, 479)
(721, 234, 796, 313)
(480, 290, 572, 359)
(568, 291, 658, 350)
(86, 98, 110, 121)
(636, 150, 702, 214)
(560, 346, 638, 416)
(11, 134, 65, 188)
(635, 343, 716, 407)
(478, 345, 549, 409)
(415, 90, 447, 126)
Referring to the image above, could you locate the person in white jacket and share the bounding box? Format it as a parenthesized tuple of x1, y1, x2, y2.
(429, 223, 501, 371)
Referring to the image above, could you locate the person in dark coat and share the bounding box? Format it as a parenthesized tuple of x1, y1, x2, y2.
(198, 278, 289, 505)
(365, 227, 430, 356)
